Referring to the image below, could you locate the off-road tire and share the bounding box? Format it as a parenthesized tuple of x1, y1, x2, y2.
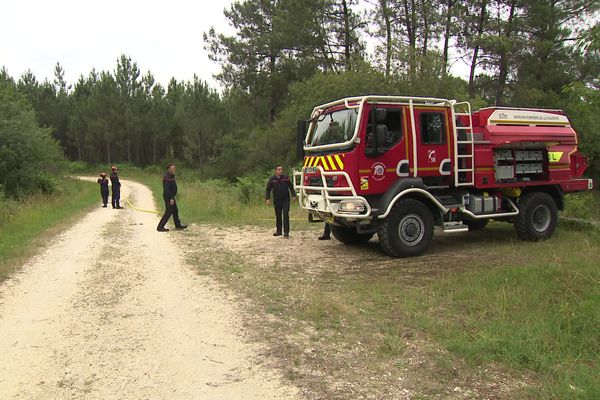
(514, 192, 558, 241)
(377, 198, 434, 257)
(330, 226, 374, 245)
(465, 218, 488, 231)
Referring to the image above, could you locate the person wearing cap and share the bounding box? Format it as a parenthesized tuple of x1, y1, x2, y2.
(110, 165, 123, 209)
(97, 172, 109, 207)
(265, 164, 296, 238)
(157, 163, 187, 232)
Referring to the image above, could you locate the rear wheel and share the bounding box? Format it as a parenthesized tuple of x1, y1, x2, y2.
(378, 198, 434, 257)
(514, 192, 558, 241)
(330, 226, 374, 245)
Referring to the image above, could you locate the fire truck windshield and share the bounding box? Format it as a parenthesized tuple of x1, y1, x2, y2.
(307, 108, 358, 147)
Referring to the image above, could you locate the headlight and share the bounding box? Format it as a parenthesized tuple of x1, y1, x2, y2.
(338, 200, 366, 214)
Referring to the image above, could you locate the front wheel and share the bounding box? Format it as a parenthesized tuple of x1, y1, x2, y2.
(378, 198, 434, 257)
(514, 192, 558, 241)
(330, 226, 374, 245)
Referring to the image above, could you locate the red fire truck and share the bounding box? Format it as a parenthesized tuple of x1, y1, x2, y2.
(294, 95, 593, 257)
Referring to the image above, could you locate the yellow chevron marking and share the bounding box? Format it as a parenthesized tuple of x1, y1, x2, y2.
(326, 155, 336, 170)
(308, 157, 316, 167)
(334, 154, 344, 169)
(321, 156, 330, 171)
(314, 156, 321, 168)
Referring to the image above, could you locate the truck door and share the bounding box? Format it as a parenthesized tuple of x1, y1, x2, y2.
(412, 107, 452, 183)
(357, 105, 407, 194)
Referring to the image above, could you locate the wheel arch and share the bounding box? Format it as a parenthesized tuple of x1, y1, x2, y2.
(522, 185, 564, 211)
(378, 188, 448, 221)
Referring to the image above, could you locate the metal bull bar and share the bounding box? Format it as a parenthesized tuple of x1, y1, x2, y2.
(292, 166, 372, 219)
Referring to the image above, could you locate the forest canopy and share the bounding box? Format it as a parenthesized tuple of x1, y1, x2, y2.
(1, 0, 599, 181)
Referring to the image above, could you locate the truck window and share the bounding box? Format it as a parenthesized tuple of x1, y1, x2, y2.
(366, 108, 403, 154)
(420, 112, 446, 144)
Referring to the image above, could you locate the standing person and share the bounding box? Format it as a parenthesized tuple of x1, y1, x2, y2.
(110, 165, 123, 209)
(157, 163, 187, 232)
(265, 165, 296, 238)
(97, 172, 109, 208)
(318, 223, 331, 240)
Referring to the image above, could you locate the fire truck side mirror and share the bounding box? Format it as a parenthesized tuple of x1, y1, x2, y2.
(296, 120, 307, 160)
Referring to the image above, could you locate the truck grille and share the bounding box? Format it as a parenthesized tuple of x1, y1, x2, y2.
(309, 177, 335, 187)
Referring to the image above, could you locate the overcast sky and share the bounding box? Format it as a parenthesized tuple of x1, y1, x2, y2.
(1, 0, 470, 90)
(0, 0, 235, 88)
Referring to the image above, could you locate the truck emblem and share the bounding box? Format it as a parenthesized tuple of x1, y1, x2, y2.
(371, 162, 386, 181)
(428, 150, 436, 163)
(360, 177, 369, 190)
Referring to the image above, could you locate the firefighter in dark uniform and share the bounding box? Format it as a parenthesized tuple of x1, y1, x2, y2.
(97, 172, 109, 207)
(265, 165, 296, 238)
(157, 163, 187, 232)
(319, 223, 331, 240)
(110, 165, 123, 209)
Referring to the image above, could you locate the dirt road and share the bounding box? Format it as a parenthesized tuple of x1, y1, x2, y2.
(0, 179, 299, 399)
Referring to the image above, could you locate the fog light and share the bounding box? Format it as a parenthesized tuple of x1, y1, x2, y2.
(339, 200, 366, 214)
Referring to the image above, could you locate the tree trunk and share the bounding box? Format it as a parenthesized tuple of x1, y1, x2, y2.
(380, 0, 392, 77)
(268, 53, 276, 123)
(495, 0, 516, 105)
(152, 139, 157, 165)
(105, 133, 111, 164)
(422, 1, 429, 57)
(469, 0, 487, 95)
(76, 133, 82, 161)
(127, 139, 131, 163)
(342, 0, 351, 71)
(402, 0, 417, 79)
(442, 0, 456, 76)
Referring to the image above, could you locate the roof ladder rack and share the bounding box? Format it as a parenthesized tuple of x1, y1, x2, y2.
(452, 102, 475, 187)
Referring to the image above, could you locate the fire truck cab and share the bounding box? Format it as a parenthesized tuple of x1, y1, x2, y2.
(294, 95, 593, 257)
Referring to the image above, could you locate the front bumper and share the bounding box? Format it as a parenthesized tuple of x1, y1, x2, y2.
(293, 167, 372, 220)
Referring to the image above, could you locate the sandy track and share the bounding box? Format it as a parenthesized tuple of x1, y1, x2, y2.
(0, 179, 299, 399)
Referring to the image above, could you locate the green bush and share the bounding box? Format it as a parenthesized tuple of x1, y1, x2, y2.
(563, 192, 600, 221)
(0, 85, 64, 198)
(235, 171, 270, 205)
(66, 161, 90, 173)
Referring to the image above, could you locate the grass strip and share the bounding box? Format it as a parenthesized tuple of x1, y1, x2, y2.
(0, 178, 99, 282)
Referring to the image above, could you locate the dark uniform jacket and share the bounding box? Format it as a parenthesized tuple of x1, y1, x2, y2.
(110, 172, 121, 188)
(163, 172, 177, 201)
(97, 177, 109, 192)
(265, 174, 295, 201)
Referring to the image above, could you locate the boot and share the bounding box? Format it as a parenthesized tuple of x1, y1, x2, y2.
(318, 234, 331, 240)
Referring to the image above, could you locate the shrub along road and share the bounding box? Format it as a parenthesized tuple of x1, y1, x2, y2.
(0, 179, 298, 399)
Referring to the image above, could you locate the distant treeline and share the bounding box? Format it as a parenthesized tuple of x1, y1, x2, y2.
(1, 0, 599, 183)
